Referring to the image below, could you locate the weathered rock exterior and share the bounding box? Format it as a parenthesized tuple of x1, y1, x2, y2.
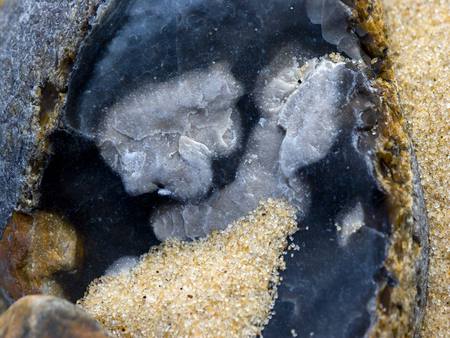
(0, 0, 102, 234)
(353, 2, 429, 336)
(0, 295, 108, 338)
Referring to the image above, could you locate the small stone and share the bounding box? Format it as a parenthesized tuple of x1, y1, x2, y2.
(0, 211, 83, 300)
(0, 295, 108, 338)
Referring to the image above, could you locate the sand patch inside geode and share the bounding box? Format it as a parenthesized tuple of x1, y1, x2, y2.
(78, 199, 298, 337)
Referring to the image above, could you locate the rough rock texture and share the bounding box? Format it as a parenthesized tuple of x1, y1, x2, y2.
(354, 1, 430, 336)
(151, 56, 374, 241)
(0, 295, 108, 338)
(98, 63, 243, 200)
(0, 211, 83, 300)
(0, 0, 102, 235)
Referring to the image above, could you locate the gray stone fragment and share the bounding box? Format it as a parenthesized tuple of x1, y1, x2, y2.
(0, 0, 102, 236)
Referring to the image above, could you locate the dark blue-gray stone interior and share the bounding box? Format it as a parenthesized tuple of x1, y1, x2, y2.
(39, 0, 391, 337)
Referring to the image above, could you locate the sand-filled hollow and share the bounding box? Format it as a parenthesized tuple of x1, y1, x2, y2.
(78, 199, 298, 338)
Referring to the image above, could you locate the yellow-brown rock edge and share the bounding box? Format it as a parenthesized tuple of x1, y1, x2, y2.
(0, 211, 83, 299)
(353, 1, 430, 336)
(79, 199, 298, 338)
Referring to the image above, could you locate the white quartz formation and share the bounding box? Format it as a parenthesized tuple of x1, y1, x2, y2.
(97, 63, 243, 200)
(104, 256, 139, 276)
(305, 0, 362, 59)
(278, 59, 356, 177)
(151, 114, 309, 240)
(152, 56, 366, 240)
(335, 202, 365, 246)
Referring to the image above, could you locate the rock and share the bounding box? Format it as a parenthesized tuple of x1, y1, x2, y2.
(0, 290, 10, 315)
(0, 211, 82, 300)
(0, 0, 101, 234)
(98, 63, 244, 200)
(0, 0, 429, 337)
(0, 295, 108, 338)
(151, 57, 376, 241)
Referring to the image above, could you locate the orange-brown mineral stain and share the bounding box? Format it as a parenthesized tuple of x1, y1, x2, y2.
(0, 211, 83, 300)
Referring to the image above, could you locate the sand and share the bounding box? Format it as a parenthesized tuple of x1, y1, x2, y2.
(79, 200, 298, 338)
(383, 0, 450, 336)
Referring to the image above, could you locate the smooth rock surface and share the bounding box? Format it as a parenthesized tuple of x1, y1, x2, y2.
(0, 295, 108, 338)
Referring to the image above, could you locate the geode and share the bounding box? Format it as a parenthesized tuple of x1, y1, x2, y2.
(0, 0, 428, 337)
